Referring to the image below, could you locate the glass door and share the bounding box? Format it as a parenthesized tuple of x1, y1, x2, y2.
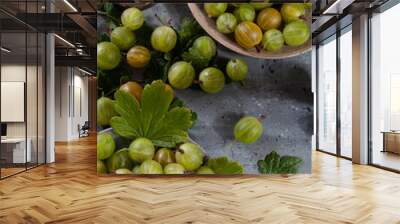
(0, 0, 47, 179)
(1, 30, 28, 178)
(317, 36, 337, 154)
(339, 27, 352, 158)
(370, 3, 400, 172)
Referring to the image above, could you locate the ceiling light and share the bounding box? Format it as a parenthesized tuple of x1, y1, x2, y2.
(78, 67, 92, 76)
(54, 34, 75, 48)
(1, 47, 11, 53)
(63, 0, 78, 12)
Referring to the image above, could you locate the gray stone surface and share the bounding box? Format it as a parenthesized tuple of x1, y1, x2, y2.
(100, 3, 313, 174)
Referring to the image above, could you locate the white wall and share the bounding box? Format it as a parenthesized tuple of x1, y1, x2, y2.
(54, 67, 89, 141)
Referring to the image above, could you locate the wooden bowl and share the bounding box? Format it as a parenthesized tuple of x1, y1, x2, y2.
(188, 3, 312, 59)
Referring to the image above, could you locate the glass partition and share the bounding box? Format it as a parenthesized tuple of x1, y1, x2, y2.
(339, 27, 352, 158)
(0, 0, 46, 179)
(370, 3, 400, 171)
(0, 25, 28, 178)
(317, 36, 337, 154)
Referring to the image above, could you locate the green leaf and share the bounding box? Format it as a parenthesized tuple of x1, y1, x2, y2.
(169, 98, 198, 128)
(100, 3, 122, 26)
(207, 157, 244, 174)
(257, 151, 303, 174)
(98, 33, 110, 43)
(278, 156, 303, 174)
(177, 17, 204, 47)
(111, 80, 193, 148)
(264, 150, 281, 174)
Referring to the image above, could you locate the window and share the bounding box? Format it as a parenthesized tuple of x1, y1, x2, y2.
(340, 28, 352, 158)
(317, 36, 337, 154)
(370, 2, 400, 171)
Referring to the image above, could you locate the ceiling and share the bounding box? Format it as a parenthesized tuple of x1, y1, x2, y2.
(312, 0, 391, 44)
(0, 0, 96, 72)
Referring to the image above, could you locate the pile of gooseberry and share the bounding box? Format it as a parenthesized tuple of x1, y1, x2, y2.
(167, 35, 249, 94)
(98, 6, 250, 95)
(97, 7, 178, 71)
(203, 3, 311, 52)
(97, 134, 216, 175)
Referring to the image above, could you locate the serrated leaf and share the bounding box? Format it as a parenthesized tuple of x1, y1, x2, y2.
(263, 150, 281, 174)
(278, 156, 303, 174)
(207, 156, 244, 174)
(111, 80, 193, 148)
(178, 17, 204, 47)
(169, 98, 197, 128)
(258, 151, 303, 174)
(257, 160, 267, 174)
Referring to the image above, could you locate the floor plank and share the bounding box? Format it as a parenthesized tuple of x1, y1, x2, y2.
(0, 135, 399, 224)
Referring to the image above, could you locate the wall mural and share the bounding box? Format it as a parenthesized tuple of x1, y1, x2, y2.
(97, 2, 313, 175)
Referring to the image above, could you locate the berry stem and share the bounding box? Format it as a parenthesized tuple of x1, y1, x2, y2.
(193, 80, 202, 85)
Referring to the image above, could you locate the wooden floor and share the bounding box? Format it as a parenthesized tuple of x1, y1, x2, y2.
(1, 135, 400, 224)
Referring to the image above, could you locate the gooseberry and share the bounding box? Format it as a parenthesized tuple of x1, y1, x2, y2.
(110, 26, 136, 50)
(226, 59, 248, 81)
(234, 116, 263, 144)
(97, 42, 120, 70)
(154, 148, 175, 167)
(151, 26, 177, 53)
(97, 133, 116, 160)
(197, 166, 215, 174)
(132, 165, 141, 174)
(128, 137, 155, 163)
(97, 160, 108, 174)
(249, 1, 271, 10)
(126, 45, 151, 68)
(233, 4, 256, 22)
(191, 36, 217, 60)
(167, 61, 195, 89)
(204, 3, 228, 18)
(234, 21, 262, 49)
(164, 163, 185, 174)
(97, 97, 117, 126)
(175, 143, 204, 171)
(199, 67, 225, 94)
(121, 7, 144, 31)
(283, 20, 310, 47)
(216, 13, 237, 34)
(119, 81, 143, 102)
(106, 148, 134, 172)
(262, 29, 284, 51)
(257, 8, 282, 31)
(280, 3, 306, 23)
(115, 168, 133, 174)
(140, 160, 163, 174)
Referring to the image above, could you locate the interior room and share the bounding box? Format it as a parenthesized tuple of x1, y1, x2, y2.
(0, 0, 399, 223)
(0, 1, 46, 178)
(370, 3, 400, 171)
(313, 0, 400, 172)
(0, 0, 96, 179)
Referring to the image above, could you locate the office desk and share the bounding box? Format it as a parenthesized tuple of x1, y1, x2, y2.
(1, 138, 31, 164)
(382, 131, 400, 154)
